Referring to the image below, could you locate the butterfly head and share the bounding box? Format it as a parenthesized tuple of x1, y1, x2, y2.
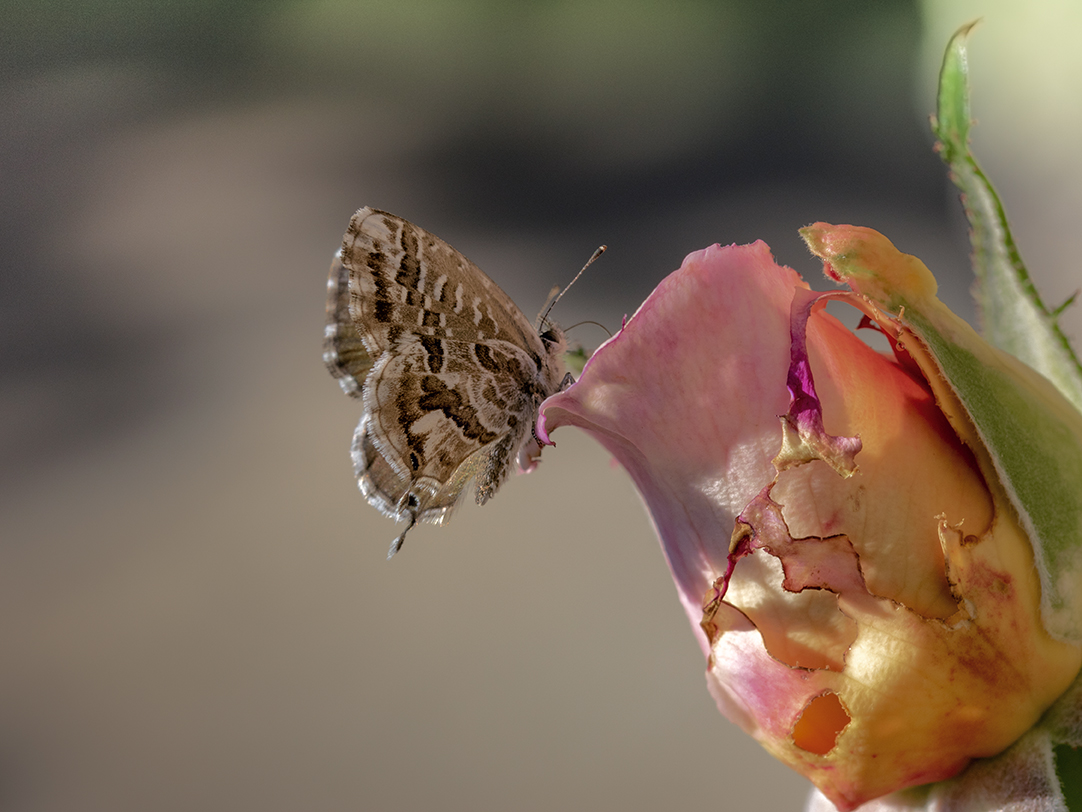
(539, 325, 565, 349)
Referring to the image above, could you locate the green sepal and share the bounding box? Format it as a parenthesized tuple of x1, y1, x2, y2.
(930, 22, 1082, 414)
(905, 304, 1082, 643)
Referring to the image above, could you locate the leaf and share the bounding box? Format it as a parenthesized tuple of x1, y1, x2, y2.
(904, 304, 1082, 643)
(930, 22, 1082, 414)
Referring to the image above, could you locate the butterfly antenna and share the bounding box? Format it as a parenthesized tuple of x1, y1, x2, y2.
(537, 245, 606, 328)
(565, 319, 613, 338)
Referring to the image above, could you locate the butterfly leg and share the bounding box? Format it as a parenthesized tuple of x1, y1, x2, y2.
(476, 432, 517, 506)
(530, 419, 549, 449)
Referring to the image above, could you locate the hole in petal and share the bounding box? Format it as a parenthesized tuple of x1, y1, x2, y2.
(824, 300, 894, 354)
(792, 692, 850, 755)
(725, 553, 856, 671)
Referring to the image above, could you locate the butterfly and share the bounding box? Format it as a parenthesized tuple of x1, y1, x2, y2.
(324, 207, 577, 558)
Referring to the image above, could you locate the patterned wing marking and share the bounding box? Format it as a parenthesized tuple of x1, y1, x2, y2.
(351, 414, 498, 557)
(341, 208, 544, 359)
(352, 339, 536, 558)
(351, 413, 487, 522)
(323, 251, 373, 398)
(362, 335, 539, 488)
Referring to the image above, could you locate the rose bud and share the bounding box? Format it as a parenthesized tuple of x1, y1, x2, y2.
(538, 226, 1082, 810)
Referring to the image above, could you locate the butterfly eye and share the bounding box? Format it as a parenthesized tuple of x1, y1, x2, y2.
(540, 328, 560, 345)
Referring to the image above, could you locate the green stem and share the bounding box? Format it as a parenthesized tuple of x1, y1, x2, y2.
(931, 22, 1082, 412)
(1055, 745, 1082, 810)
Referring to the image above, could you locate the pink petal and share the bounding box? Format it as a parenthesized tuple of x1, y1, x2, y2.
(540, 241, 800, 649)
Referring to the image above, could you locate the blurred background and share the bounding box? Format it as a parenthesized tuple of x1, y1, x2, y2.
(2, 1, 1081, 810)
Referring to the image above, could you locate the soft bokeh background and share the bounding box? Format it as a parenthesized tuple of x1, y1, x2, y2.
(2, 1, 1080, 810)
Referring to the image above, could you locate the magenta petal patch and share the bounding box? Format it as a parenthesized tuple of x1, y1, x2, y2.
(773, 287, 862, 477)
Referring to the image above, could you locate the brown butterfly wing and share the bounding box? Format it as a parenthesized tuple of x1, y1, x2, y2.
(326, 208, 567, 557)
